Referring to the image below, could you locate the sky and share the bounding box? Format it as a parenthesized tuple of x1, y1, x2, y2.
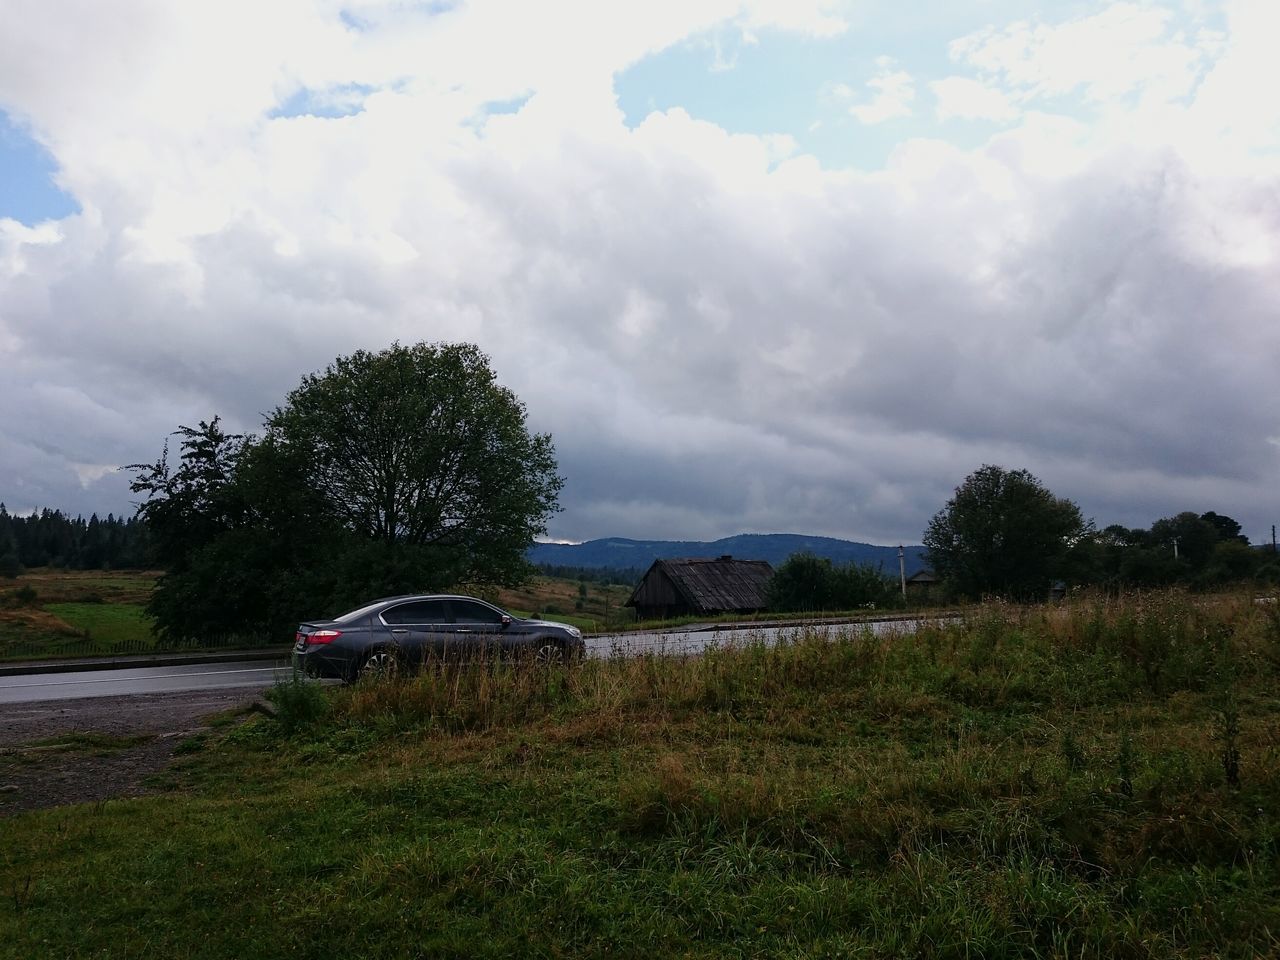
(0, 0, 1277, 546)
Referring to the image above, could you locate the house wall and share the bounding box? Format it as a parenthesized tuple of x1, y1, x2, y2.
(629, 568, 694, 620)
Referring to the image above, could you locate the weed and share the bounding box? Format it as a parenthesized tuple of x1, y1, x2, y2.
(173, 733, 207, 756)
(1060, 730, 1085, 773)
(265, 675, 329, 733)
(1117, 733, 1135, 798)
(1217, 705, 1241, 788)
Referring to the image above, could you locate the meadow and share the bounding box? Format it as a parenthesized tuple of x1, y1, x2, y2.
(2, 590, 1278, 957)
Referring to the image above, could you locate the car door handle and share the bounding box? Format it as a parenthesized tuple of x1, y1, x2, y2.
(391, 628, 408, 634)
(455, 629, 472, 633)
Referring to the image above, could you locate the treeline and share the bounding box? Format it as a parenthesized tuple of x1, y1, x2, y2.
(0, 504, 151, 576)
(1069, 511, 1278, 590)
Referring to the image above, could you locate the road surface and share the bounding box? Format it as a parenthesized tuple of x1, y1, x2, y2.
(0, 660, 296, 705)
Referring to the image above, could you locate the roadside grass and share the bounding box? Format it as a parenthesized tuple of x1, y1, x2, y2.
(3, 590, 1280, 957)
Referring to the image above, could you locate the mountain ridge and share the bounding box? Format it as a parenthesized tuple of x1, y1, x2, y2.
(528, 533, 929, 575)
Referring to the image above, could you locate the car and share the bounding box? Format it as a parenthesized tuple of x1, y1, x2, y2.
(291, 594, 586, 682)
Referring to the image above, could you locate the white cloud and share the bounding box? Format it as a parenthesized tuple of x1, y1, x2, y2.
(931, 76, 1019, 122)
(847, 57, 915, 124)
(950, 2, 1211, 106)
(0, 1, 1277, 545)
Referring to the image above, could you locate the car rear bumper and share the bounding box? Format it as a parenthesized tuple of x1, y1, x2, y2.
(291, 645, 352, 681)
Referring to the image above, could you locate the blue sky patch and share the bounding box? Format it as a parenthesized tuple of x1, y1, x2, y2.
(0, 111, 79, 225)
(270, 83, 378, 120)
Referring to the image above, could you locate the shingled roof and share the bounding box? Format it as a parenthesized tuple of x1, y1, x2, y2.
(626, 556, 774, 615)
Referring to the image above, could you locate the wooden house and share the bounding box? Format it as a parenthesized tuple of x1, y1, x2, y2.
(905, 568, 939, 597)
(626, 555, 774, 621)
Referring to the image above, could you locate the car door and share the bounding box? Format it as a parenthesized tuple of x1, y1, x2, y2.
(444, 598, 508, 660)
(378, 599, 450, 669)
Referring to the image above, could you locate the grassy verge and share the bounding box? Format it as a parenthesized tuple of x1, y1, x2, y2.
(3, 591, 1279, 957)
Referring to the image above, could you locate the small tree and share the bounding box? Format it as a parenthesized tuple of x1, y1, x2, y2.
(924, 465, 1088, 600)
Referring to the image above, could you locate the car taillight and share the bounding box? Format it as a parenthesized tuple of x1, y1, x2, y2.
(308, 630, 342, 644)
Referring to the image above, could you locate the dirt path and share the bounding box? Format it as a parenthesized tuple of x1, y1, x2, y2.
(0, 690, 257, 816)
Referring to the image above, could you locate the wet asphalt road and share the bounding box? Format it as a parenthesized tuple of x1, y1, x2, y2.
(0, 619, 926, 705)
(0, 660, 297, 705)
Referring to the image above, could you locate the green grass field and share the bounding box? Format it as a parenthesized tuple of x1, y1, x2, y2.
(3, 591, 1278, 957)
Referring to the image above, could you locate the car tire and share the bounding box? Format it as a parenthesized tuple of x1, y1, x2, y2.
(532, 641, 563, 665)
(359, 648, 399, 682)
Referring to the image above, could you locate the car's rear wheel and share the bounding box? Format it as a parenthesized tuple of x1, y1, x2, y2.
(359, 648, 399, 682)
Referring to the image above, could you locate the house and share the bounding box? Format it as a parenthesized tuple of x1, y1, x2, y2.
(905, 568, 939, 597)
(626, 555, 774, 621)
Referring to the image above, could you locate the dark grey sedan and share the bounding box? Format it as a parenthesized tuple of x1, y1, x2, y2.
(292, 595, 586, 682)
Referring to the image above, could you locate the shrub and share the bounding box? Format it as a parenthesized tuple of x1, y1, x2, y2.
(266, 675, 330, 733)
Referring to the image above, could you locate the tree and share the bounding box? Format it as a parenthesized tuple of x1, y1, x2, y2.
(1149, 512, 1218, 571)
(1199, 511, 1248, 545)
(127, 418, 250, 568)
(768, 552, 895, 612)
(923, 465, 1088, 600)
(264, 341, 562, 586)
(129, 342, 563, 641)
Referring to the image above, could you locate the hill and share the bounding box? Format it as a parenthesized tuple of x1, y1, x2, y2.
(528, 533, 927, 575)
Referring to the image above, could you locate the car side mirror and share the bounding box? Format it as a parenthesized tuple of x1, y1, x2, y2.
(501, 615, 512, 628)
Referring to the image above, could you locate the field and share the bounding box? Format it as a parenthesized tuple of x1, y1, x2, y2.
(0, 569, 159, 660)
(2, 591, 1278, 957)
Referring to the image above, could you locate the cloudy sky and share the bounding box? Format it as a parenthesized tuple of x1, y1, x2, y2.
(1, 0, 1277, 546)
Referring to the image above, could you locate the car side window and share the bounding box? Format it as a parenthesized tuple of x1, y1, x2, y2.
(448, 600, 504, 624)
(382, 600, 449, 625)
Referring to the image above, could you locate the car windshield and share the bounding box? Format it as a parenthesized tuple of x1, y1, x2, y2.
(332, 600, 393, 624)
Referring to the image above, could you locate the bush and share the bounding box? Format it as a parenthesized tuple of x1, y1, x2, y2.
(768, 552, 895, 612)
(266, 676, 330, 733)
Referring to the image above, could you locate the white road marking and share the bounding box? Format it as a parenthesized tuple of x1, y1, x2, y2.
(3, 666, 285, 689)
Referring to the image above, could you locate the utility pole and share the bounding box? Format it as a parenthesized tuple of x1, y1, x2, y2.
(898, 545, 906, 601)
(1172, 537, 1180, 560)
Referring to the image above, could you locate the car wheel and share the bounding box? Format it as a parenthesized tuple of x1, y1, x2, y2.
(359, 648, 399, 681)
(532, 641, 565, 666)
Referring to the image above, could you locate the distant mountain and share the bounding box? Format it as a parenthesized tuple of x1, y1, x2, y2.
(528, 534, 928, 575)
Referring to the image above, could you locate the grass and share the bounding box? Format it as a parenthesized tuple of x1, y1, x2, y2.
(2, 589, 1279, 957)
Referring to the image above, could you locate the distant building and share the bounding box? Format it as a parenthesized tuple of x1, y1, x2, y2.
(905, 569, 939, 597)
(626, 555, 774, 621)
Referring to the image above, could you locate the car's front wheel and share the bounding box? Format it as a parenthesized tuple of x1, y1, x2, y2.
(532, 640, 566, 666)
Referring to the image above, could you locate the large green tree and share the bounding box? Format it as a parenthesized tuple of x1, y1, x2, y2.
(923, 465, 1088, 600)
(130, 342, 563, 641)
(264, 342, 561, 584)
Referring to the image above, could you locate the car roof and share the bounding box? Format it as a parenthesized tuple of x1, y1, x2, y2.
(370, 594, 497, 605)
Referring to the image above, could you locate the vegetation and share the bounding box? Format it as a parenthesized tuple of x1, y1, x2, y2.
(924, 465, 1088, 601)
(129, 342, 563, 644)
(0, 504, 149, 576)
(4, 591, 1279, 956)
(1076, 512, 1280, 591)
(923, 465, 1279, 600)
(767, 551, 898, 612)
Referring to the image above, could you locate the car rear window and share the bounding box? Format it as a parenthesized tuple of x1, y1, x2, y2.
(333, 601, 390, 624)
(382, 600, 449, 625)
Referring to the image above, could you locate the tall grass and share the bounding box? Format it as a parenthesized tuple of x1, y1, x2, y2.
(334, 589, 1274, 732)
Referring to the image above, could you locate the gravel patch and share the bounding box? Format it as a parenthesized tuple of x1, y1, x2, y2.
(0, 690, 258, 816)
